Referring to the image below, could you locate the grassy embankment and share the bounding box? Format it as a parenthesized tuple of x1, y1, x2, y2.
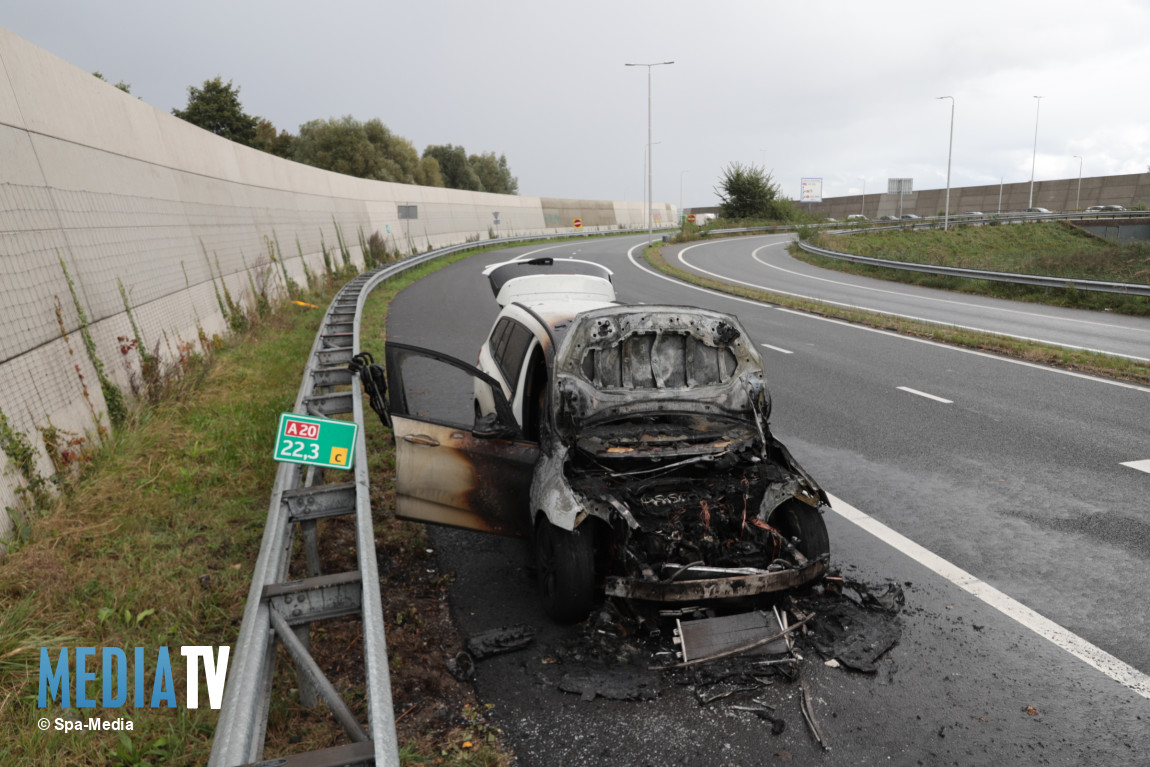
(799, 220, 1150, 316)
(0, 245, 516, 767)
(647, 220, 1150, 385)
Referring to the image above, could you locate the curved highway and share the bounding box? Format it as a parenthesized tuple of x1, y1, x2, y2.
(673, 232, 1150, 361)
(383, 233, 1150, 765)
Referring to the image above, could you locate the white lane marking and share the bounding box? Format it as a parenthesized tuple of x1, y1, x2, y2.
(774, 307, 1150, 395)
(761, 344, 793, 355)
(897, 386, 953, 404)
(627, 241, 1150, 395)
(672, 239, 1149, 362)
(674, 241, 1150, 363)
(827, 492, 1150, 700)
(1121, 459, 1150, 474)
(748, 240, 1149, 338)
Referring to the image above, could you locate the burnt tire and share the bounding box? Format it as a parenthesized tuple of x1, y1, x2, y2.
(768, 500, 830, 561)
(535, 518, 596, 623)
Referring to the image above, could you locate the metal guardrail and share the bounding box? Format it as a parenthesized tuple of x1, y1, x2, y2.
(687, 214, 1150, 298)
(207, 227, 662, 767)
(796, 239, 1150, 298)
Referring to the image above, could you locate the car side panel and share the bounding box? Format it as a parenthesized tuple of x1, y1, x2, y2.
(385, 342, 537, 538)
(392, 415, 536, 537)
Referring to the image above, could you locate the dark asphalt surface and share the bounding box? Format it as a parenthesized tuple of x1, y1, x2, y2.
(382, 234, 1150, 765)
(673, 232, 1150, 361)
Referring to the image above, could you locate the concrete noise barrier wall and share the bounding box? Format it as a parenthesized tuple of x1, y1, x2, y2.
(0, 27, 675, 537)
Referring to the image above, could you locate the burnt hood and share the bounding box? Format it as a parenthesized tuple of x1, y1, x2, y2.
(551, 306, 772, 437)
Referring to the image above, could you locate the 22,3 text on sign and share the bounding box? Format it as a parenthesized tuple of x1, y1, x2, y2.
(273, 413, 358, 470)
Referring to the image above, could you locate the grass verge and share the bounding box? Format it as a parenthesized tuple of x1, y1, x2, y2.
(797, 221, 1150, 317)
(0, 241, 527, 766)
(644, 242, 1150, 387)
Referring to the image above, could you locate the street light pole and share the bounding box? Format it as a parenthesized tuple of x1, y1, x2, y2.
(860, 177, 866, 216)
(1073, 155, 1083, 211)
(626, 61, 674, 245)
(1029, 95, 1043, 209)
(938, 96, 954, 230)
(679, 170, 688, 224)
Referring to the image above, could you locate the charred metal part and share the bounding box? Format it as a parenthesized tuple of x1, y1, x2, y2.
(530, 445, 585, 531)
(606, 559, 828, 602)
(696, 683, 760, 705)
(658, 614, 813, 669)
(605, 495, 640, 530)
(675, 610, 789, 662)
(799, 678, 829, 750)
(554, 306, 771, 434)
(665, 561, 706, 582)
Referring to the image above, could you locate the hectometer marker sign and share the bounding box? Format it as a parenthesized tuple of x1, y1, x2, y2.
(274, 413, 358, 470)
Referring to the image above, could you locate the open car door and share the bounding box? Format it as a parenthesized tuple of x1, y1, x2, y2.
(385, 342, 537, 537)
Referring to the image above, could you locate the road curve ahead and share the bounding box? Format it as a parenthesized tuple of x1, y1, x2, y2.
(671, 232, 1150, 362)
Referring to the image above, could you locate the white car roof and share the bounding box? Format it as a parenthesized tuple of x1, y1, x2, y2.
(484, 257, 615, 308)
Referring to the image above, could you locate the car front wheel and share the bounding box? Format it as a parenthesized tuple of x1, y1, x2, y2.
(535, 517, 596, 623)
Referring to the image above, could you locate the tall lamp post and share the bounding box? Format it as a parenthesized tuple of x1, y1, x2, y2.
(679, 170, 688, 224)
(1029, 96, 1043, 209)
(938, 96, 954, 230)
(860, 177, 866, 216)
(1073, 155, 1083, 211)
(626, 60, 674, 245)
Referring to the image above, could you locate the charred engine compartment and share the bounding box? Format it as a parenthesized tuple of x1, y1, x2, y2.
(566, 416, 828, 589)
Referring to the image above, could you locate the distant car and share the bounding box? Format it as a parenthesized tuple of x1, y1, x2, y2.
(846, 214, 868, 221)
(1085, 206, 1105, 213)
(825, 217, 838, 223)
(877, 215, 899, 221)
(384, 257, 831, 622)
(958, 211, 985, 217)
(1100, 205, 1126, 212)
(900, 214, 922, 220)
(1025, 207, 1051, 214)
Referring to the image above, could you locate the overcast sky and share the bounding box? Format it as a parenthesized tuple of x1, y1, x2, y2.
(7, 1, 1150, 209)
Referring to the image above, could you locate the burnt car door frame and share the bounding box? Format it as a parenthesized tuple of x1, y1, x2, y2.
(385, 342, 538, 537)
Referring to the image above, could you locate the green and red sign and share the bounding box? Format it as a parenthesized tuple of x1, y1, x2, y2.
(274, 413, 358, 470)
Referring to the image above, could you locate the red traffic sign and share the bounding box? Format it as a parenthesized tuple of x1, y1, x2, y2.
(573, 218, 582, 229)
(687, 214, 696, 223)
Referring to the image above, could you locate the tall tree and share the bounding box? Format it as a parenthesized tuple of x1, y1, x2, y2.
(469, 151, 519, 195)
(714, 162, 793, 220)
(254, 119, 295, 159)
(293, 116, 387, 179)
(423, 144, 482, 191)
(172, 77, 259, 147)
(414, 155, 444, 188)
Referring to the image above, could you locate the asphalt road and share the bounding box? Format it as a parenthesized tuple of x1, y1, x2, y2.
(672, 232, 1150, 361)
(383, 234, 1150, 765)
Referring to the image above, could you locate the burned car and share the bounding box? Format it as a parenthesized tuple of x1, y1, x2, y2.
(383, 258, 829, 622)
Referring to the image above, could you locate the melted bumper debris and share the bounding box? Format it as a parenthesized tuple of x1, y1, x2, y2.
(524, 575, 905, 744)
(466, 624, 537, 660)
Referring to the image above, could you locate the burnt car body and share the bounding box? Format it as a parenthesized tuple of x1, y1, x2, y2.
(384, 258, 830, 622)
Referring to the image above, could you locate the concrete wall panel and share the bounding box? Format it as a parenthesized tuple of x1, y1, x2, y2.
(0, 27, 672, 537)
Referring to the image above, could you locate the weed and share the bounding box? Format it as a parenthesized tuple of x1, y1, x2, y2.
(60, 256, 127, 428)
